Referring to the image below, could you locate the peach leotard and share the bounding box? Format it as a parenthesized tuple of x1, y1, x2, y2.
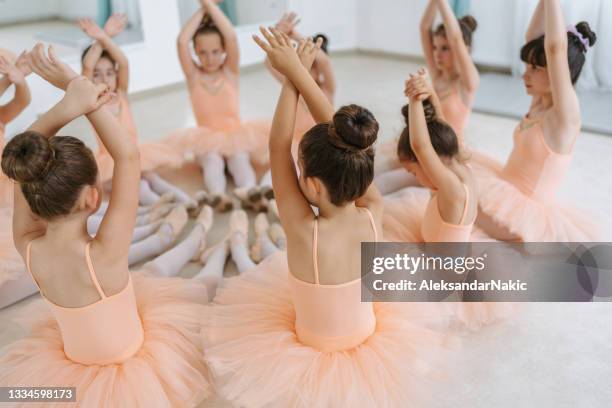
(500, 118, 572, 202)
(189, 68, 241, 131)
(25, 241, 144, 365)
(422, 183, 473, 242)
(438, 85, 470, 145)
(289, 208, 377, 352)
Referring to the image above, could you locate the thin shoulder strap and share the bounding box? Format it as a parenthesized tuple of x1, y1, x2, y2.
(312, 217, 320, 285)
(85, 242, 107, 299)
(25, 241, 42, 292)
(363, 208, 379, 242)
(459, 183, 470, 225)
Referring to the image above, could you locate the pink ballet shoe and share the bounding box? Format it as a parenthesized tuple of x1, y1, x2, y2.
(260, 185, 274, 200)
(192, 205, 214, 261)
(268, 222, 287, 250)
(148, 203, 176, 223)
(159, 205, 188, 243)
(250, 213, 270, 263)
(267, 199, 280, 221)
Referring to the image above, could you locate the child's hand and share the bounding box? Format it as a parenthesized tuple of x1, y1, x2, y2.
(253, 27, 301, 77)
(27, 44, 79, 90)
(275, 12, 300, 36)
(297, 37, 323, 71)
(78, 18, 108, 41)
(104, 13, 127, 37)
(405, 68, 432, 102)
(15, 51, 33, 77)
(61, 76, 113, 116)
(0, 56, 26, 85)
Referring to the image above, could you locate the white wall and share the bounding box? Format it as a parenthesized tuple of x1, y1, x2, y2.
(0, 0, 59, 25)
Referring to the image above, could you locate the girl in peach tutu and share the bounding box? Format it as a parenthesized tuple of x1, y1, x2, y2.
(202, 29, 449, 408)
(383, 69, 478, 244)
(171, 0, 270, 211)
(375, 0, 479, 195)
(0, 47, 209, 407)
(79, 14, 195, 210)
(238, 12, 338, 211)
(383, 71, 512, 330)
(474, 0, 599, 242)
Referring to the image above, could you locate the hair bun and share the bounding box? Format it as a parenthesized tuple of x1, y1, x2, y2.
(460, 15, 478, 33)
(1, 131, 54, 184)
(200, 14, 216, 28)
(331, 105, 378, 151)
(575, 21, 597, 48)
(401, 100, 437, 126)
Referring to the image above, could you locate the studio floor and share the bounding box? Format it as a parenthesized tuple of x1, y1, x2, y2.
(1, 53, 611, 407)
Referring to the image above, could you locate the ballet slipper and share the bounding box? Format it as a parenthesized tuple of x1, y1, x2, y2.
(195, 190, 210, 205)
(158, 205, 188, 243)
(147, 203, 176, 223)
(267, 199, 280, 221)
(250, 213, 270, 263)
(268, 222, 287, 250)
(215, 194, 234, 212)
(260, 185, 274, 200)
(192, 205, 214, 261)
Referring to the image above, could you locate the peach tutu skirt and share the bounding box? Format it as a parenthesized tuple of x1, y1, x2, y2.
(96, 141, 186, 184)
(0, 273, 210, 407)
(383, 187, 515, 331)
(202, 252, 454, 408)
(164, 120, 271, 164)
(472, 158, 601, 242)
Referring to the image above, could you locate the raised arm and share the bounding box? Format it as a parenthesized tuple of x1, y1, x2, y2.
(406, 68, 446, 121)
(435, 0, 479, 98)
(314, 51, 336, 103)
(253, 33, 319, 229)
(406, 73, 458, 193)
(420, 0, 440, 78)
(0, 55, 31, 124)
(80, 14, 127, 80)
(87, 103, 140, 260)
(78, 18, 129, 93)
(201, 0, 239, 74)
(177, 7, 205, 80)
(543, 0, 580, 131)
(526, 0, 545, 42)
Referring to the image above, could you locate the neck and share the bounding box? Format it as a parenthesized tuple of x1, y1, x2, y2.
(45, 213, 91, 244)
(318, 200, 357, 219)
(441, 69, 459, 82)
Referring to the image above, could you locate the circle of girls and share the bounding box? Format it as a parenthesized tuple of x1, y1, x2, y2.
(0, 0, 601, 406)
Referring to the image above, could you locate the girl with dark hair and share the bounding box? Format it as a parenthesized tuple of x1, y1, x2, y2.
(384, 68, 478, 244)
(170, 0, 271, 212)
(0, 45, 210, 406)
(375, 0, 480, 194)
(474, 0, 600, 242)
(201, 28, 449, 408)
(78, 15, 195, 211)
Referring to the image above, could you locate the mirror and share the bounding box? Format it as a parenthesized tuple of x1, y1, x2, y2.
(0, 0, 144, 58)
(177, 0, 288, 28)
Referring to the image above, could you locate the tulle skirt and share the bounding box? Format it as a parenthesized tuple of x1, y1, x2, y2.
(164, 121, 270, 165)
(0, 273, 210, 408)
(202, 252, 455, 408)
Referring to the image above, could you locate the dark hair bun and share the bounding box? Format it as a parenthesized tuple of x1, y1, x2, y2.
(575, 21, 597, 47)
(401, 100, 437, 126)
(313, 33, 329, 54)
(460, 15, 478, 33)
(331, 105, 378, 151)
(201, 14, 216, 28)
(1, 131, 54, 184)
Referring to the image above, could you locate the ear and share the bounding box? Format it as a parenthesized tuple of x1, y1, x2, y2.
(82, 185, 100, 213)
